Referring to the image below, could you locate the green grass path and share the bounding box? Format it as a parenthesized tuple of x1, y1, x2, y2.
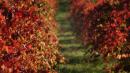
(56, 0, 104, 73)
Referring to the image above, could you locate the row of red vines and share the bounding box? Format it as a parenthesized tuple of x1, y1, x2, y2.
(70, 0, 130, 72)
(0, 0, 63, 73)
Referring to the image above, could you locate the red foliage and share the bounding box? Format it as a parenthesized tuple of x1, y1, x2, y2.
(71, 0, 130, 72)
(0, 0, 63, 73)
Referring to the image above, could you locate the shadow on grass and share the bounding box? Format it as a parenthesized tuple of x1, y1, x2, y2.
(56, 0, 104, 73)
(57, 0, 70, 12)
(57, 63, 104, 73)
